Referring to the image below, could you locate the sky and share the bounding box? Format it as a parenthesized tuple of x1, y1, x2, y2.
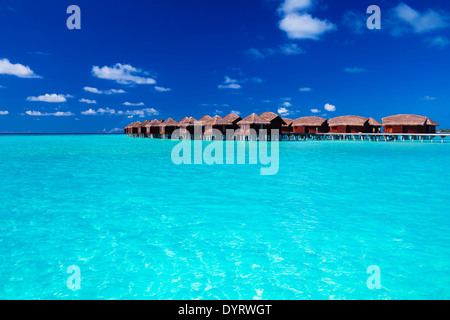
(0, 0, 449, 133)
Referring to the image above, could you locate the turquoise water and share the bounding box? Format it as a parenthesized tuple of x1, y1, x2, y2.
(0, 134, 449, 300)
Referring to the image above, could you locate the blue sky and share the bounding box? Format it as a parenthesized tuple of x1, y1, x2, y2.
(0, 0, 449, 133)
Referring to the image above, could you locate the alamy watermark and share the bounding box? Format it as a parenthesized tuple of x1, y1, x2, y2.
(170, 122, 279, 176)
(367, 265, 381, 290)
(66, 265, 81, 291)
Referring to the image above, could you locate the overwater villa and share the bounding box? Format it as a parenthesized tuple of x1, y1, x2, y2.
(223, 113, 242, 130)
(204, 115, 234, 140)
(179, 117, 197, 137)
(125, 112, 447, 142)
(260, 112, 287, 132)
(236, 113, 271, 140)
(328, 116, 372, 133)
(281, 118, 294, 133)
(368, 118, 382, 133)
(292, 116, 329, 134)
(382, 114, 439, 134)
(198, 115, 213, 134)
(158, 118, 179, 139)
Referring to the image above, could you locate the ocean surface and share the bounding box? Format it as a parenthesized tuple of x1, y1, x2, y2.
(0, 134, 449, 300)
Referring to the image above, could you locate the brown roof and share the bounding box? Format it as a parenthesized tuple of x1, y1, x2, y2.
(140, 120, 151, 127)
(198, 115, 212, 122)
(382, 114, 440, 126)
(328, 116, 368, 127)
(282, 118, 294, 126)
(292, 116, 327, 126)
(179, 117, 197, 125)
(223, 113, 242, 123)
(260, 112, 287, 125)
(145, 119, 161, 127)
(205, 115, 232, 126)
(237, 113, 271, 125)
(160, 118, 179, 127)
(131, 121, 142, 127)
(368, 117, 382, 126)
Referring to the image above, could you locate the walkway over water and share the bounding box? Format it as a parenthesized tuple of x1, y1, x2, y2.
(127, 132, 450, 143)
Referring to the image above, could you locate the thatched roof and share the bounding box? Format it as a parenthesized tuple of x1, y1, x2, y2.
(368, 117, 382, 126)
(292, 116, 327, 127)
(160, 118, 179, 127)
(223, 113, 242, 123)
(140, 120, 151, 127)
(237, 113, 271, 125)
(205, 115, 232, 126)
(382, 114, 439, 126)
(260, 112, 287, 125)
(328, 116, 368, 126)
(178, 117, 189, 124)
(199, 115, 212, 122)
(145, 119, 161, 127)
(282, 118, 293, 126)
(179, 117, 197, 125)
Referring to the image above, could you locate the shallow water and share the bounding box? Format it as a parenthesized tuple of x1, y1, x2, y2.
(0, 134, 449, 299)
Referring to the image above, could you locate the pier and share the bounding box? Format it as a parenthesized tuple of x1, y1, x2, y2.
(126, 132, 450, 143)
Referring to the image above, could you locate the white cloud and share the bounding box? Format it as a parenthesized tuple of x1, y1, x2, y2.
(81, 107, 159, 117)
(393, 3, 449, 34)
(311, 108, 320, 113)
(83, 87, 126, 95)
(299, 87, 312, 92)
(345, 67, 367, 73)
(25, 110, 74, 116)
(423, 96, 437, 101)
(0, 110, 9, 115)
(278, 107, 290, 116)
(324, 103, 336, 112)
(155, 86, 172, 92)
(425, 36, 450, 48)
(247, 44, 303, 59)
(279, 13, 336, 40)
(123, 102, 145, 106)
(27, 94, 72, 103)
(279, 0, 313, 15)
(279, 43, 304, 55)
(79, 98, 97, 104)
(92, 63, 156, 85)
(218, 76, 242, 89)
(282, 101, 292, 108)
(230, 110, 241, 116)
(0, 58, 40, 78)
(213, 110, 223, 115)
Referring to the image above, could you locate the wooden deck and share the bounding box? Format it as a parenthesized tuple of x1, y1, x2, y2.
(126, 132, 450, 143)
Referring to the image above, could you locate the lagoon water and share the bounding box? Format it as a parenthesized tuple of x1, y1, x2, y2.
(0, 134, 449, 300)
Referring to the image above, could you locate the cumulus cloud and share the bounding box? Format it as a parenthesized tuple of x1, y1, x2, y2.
(230, 110, 241, 116)
(92, 63, 156, 85)
(299, 87, 312, 92)
(81, 107, 159, 117)
(278, 107, 290, 116)
(393, 3, 449, 34)
(279, 13, 336, 40)
(311, 108, 320, 113)
(0, 58, 40, 78)
(83, 87, 126, 95)
(0, 110, 9, 115)
(425, 36, 449, 48)
(324, 103, 336, 112)
(25, 110, 74, 116)
(218, 76, 242, 90)
(123, 102, 145, 106)
(155, 86, 172, 92)
(279, 0, 313, 15)
(79, 98, 97, 104)
(27, 94, 72, 103)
